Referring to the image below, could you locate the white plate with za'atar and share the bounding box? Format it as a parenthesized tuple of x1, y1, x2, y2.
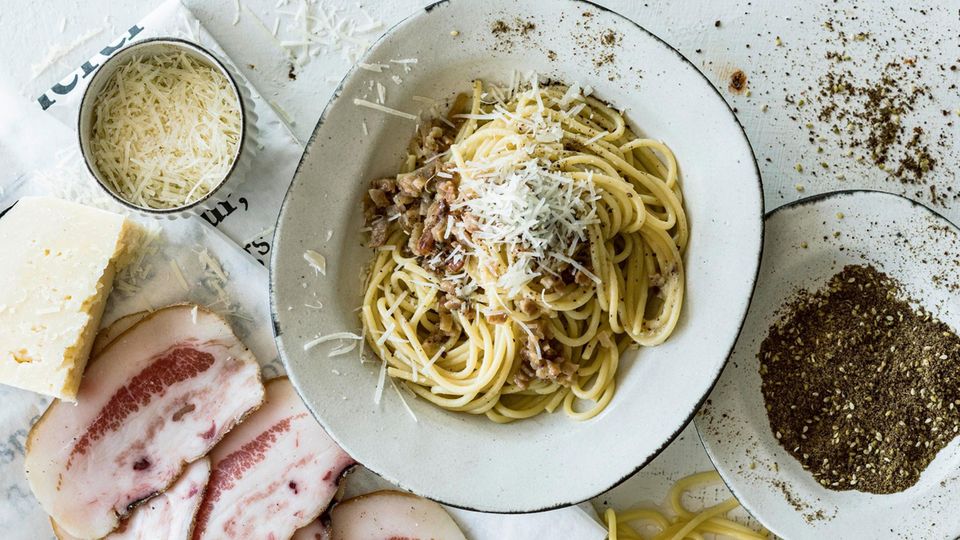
(271, 0, 763, 512)
(697, 190, 960, 538)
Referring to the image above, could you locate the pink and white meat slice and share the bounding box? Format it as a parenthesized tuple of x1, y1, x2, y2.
(328, 490, 467, 540)
(191, 377, 356, 540)
(25, 305, 265, 539)
(52, 458, 212, 540)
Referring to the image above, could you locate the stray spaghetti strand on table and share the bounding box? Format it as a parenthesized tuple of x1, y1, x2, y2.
(603, 471, 768, 540)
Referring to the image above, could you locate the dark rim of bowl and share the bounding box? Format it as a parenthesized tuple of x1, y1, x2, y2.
(77, 36, 247, 215)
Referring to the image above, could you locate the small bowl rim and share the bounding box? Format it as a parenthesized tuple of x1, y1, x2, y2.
(77, 36, 247, 215)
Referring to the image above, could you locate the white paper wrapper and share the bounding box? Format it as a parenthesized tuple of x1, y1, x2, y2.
(0, 2, 607, 539)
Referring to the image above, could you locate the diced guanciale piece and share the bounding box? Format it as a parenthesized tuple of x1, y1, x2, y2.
(191, 378, 355, 539)
(25, 305, 264, 540)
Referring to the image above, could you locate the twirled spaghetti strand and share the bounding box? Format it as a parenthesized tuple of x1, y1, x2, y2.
(361, 79, 687, 422)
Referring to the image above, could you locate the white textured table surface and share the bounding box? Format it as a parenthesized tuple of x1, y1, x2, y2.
(4, 0, 959, 533)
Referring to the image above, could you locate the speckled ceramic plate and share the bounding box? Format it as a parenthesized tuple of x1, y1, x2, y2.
(697, 190, 960, 538)
(271, 0, 762, 512)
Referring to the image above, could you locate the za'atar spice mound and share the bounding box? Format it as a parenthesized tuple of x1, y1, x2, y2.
(759, 264, 960, 494)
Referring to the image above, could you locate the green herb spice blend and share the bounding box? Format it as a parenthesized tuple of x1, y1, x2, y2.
(759, 264, 960, 494)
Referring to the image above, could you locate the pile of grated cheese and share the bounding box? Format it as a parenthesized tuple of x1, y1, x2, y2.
(454, 157, 601, 297)
(352, 72, 604, 300)
(90, 52, 242, 210)
(448, 75, 602, 298)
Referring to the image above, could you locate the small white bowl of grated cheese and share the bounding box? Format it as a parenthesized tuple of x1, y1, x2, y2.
(78, 38, 250, 216)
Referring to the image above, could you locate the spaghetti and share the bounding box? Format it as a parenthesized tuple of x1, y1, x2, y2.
(603, 471, 768, 540)
(360, 75, 687, 422)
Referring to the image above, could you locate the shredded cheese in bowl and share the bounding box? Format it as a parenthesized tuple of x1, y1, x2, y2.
(86, 45, 243, 211)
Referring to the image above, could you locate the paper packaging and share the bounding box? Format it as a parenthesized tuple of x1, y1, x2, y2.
(0, 2, 608, 538)
(34, 0, 304, 266)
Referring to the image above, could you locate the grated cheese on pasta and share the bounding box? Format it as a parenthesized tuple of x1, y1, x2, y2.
(446, 75, 603, 297)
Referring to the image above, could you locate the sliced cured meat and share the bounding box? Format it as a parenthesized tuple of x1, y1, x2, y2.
(26, 304, 264, 540)
(92, 311, 148, 356)
(109, 456, 211, 539)
(192, 377, 355, 540)
(329, 491, 466, 540)
(292, 519, 331, 540)
(52, 458, 211, 540)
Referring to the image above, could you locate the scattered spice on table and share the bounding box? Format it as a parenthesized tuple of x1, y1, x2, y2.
(782, 11, 956, 206)
(759, 264, 960, 494)
(817, 58, 936, 185)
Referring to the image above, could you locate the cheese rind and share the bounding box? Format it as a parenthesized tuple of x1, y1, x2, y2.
(0, 196, 140, 400)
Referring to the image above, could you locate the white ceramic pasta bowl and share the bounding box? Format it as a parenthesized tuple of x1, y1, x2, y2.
(696, 190, 960, 538)
(272, 0, 763, 512)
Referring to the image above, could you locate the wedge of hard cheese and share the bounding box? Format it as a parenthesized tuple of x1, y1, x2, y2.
(0, 196, 140, 400)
